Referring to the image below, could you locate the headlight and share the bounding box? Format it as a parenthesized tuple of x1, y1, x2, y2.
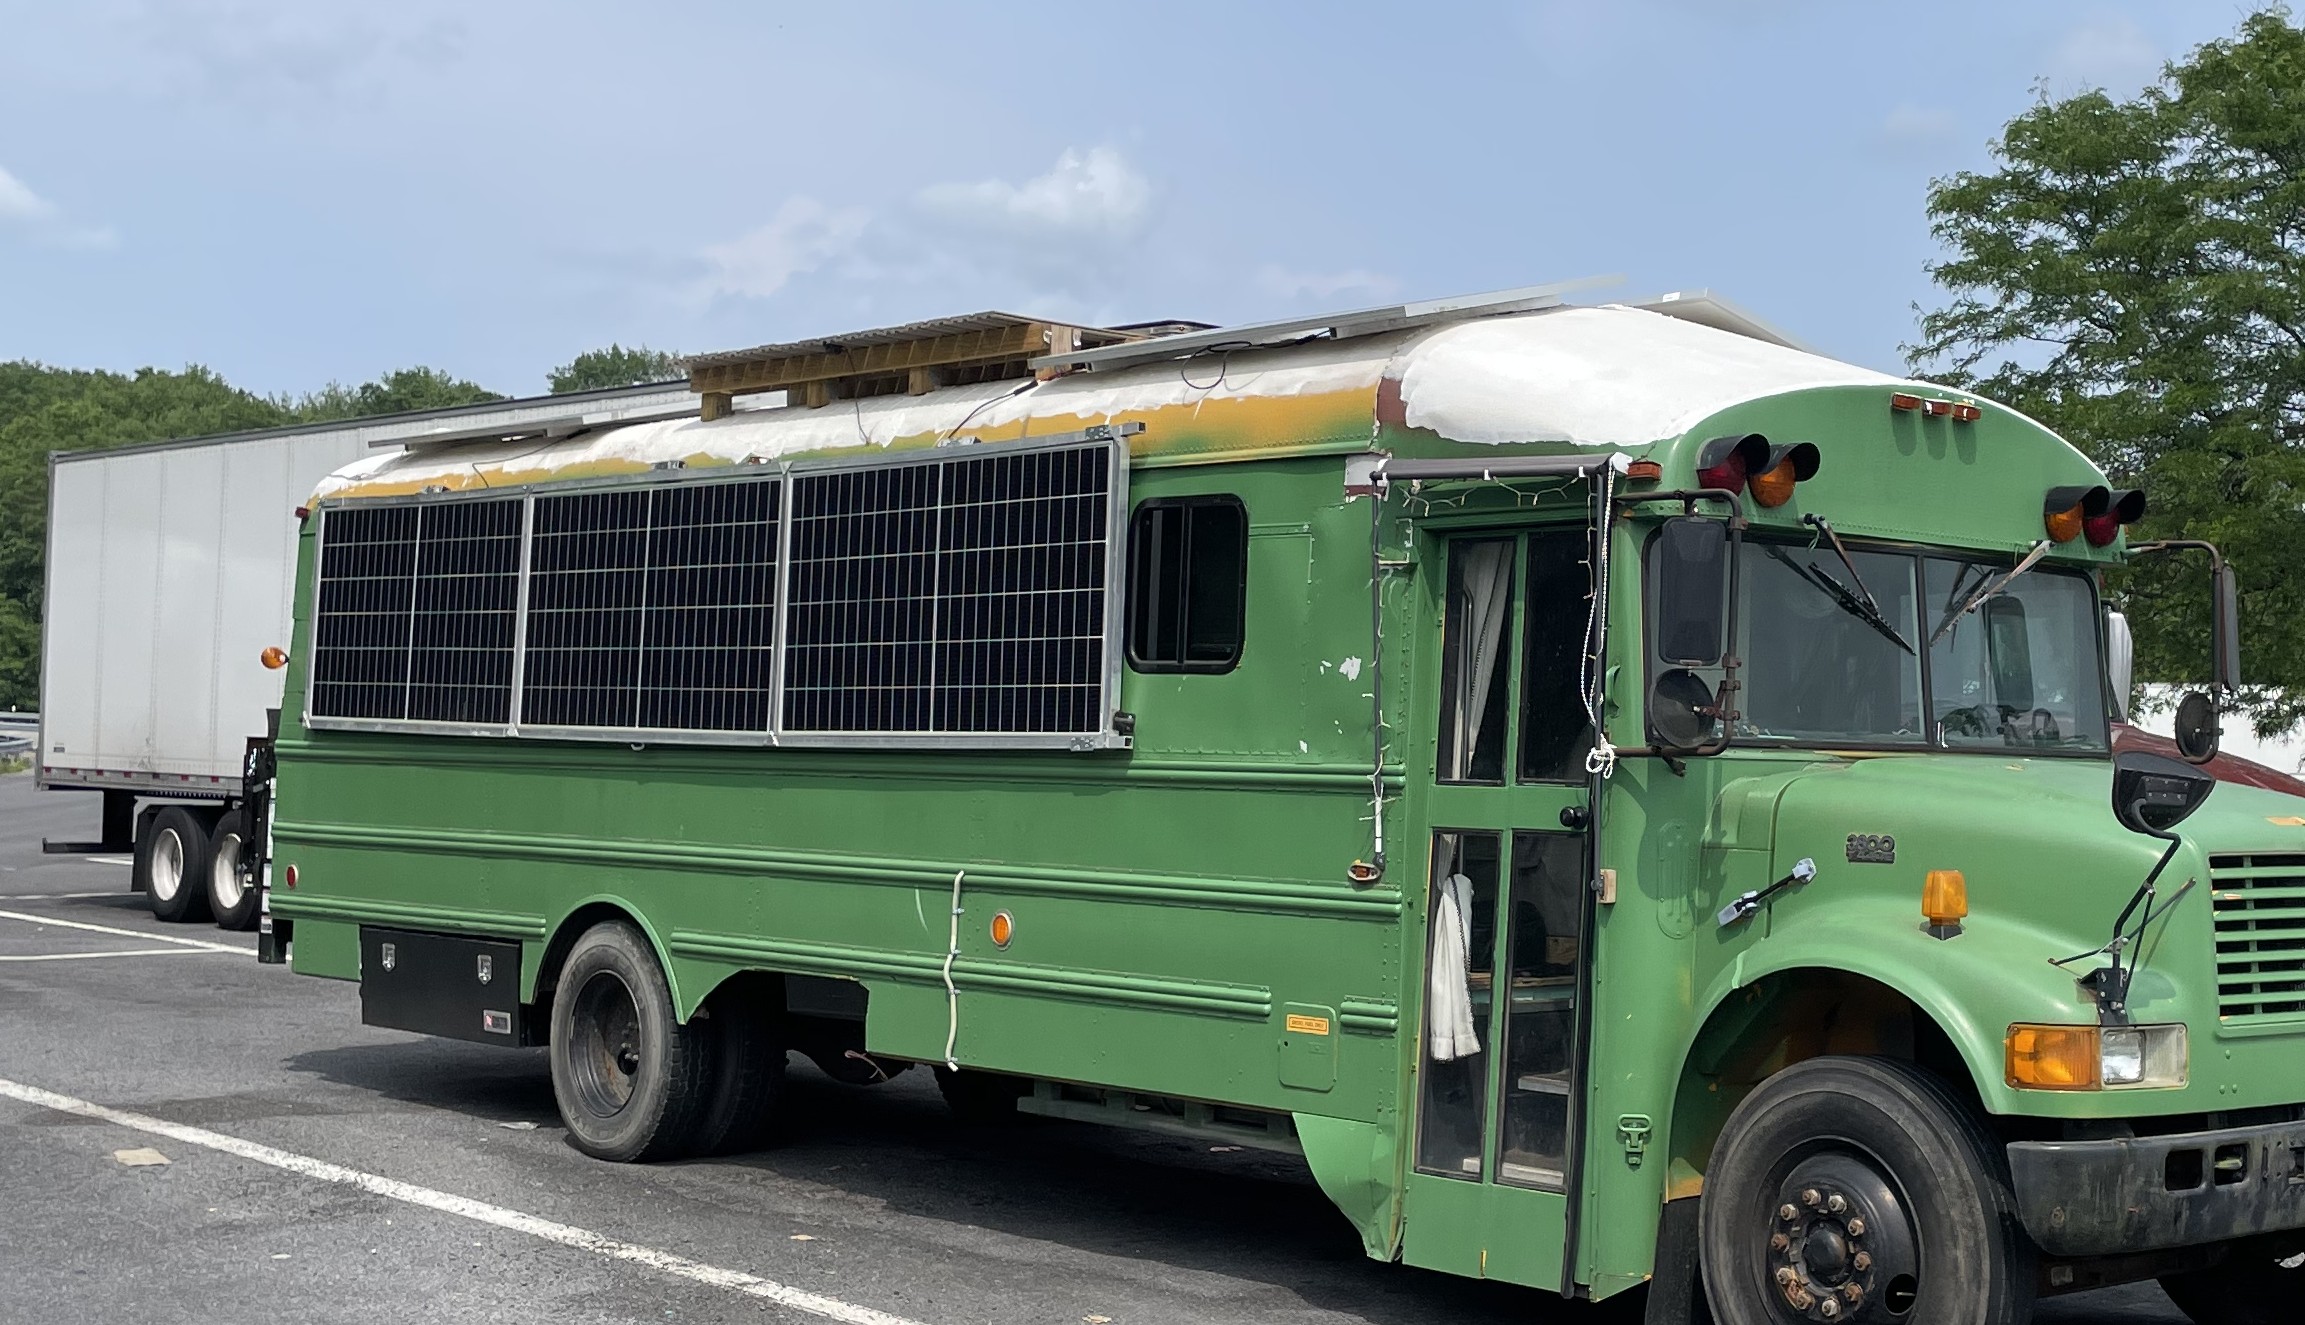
(2006, 1023, 2188, 1091)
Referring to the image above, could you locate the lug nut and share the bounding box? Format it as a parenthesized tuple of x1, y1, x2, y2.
(1853, 1251, 1873, 1272)
(1802, 1188, 1823, 1208)
(1843, 1284, 1865, 1304)
(1776, 1266, 1799, 1286)
(1826, 1194, 1848, 1214)
(1780, 1203, 1800, 1222)
(1788, 1288, 1815, 1310)
(1847, 1217, 1867, 1238)
(1818, 1296, 1841, 1318)
(1770, 1233, 1791, 1252)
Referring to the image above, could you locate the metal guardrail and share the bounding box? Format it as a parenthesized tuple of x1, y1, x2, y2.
(0, 712, 37, 757)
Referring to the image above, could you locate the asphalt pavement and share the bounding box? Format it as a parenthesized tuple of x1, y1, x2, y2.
(0, 772, 2183, 1324)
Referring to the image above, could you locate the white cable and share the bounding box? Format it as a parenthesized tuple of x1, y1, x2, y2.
(941, 869, 965, 1070)
(1580, 470, 1619, 780)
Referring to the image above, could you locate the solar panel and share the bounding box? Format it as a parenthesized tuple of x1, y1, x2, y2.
(782, 441, 1114, 739)
(306, 434, 1122, 749)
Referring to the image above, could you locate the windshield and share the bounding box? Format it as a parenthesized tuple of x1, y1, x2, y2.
(1652, 536, 2111, 753)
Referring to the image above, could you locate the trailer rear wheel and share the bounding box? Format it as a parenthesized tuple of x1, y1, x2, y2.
(1699, 1056, 2033, 1325)
(547, 921, 710, 1163)
(2159, 1236, 2305, 1325)
(691, 985, 786, 1157)
(139, 806, 214, 924)
(206, 809, 258, 931)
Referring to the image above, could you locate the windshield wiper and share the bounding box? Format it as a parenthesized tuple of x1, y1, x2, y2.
(1766, 537, 1915, 656)
(1929, 540, 2051, 645)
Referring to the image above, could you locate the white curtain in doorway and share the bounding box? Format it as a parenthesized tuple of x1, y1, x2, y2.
(1445, 542, 1514, 780)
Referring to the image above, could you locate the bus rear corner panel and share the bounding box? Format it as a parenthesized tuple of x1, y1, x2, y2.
(358, 927, 532, 1046)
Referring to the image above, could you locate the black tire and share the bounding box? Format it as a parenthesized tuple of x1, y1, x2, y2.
(205, 809, 259, 931)
(1699, 1056, 2034, 1325)
(547, 922, 712, 1163)
(690, 980, 786, 1157)
(933, 1065, 1029, 1123)
(138, 806, 214, 924)
(2160, 1236, 2305, 1325)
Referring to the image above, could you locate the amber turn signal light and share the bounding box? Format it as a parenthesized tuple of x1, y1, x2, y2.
(1922, 869, 1968, 927)
(260, 646, 289, 670)
(2042, 485, 2110, 544)
(2007, 1024, 2100, 1091)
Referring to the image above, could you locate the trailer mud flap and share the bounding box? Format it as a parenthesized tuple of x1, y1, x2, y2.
(359, 927, 529, 1046)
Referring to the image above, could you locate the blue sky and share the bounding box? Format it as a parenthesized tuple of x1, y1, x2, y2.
(0, 1, 2261, 398)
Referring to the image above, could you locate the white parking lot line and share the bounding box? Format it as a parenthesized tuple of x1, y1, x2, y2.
(3, 892, 131, 900)
(0, 909, 245, 954)
(84, 857, 133, 866)
(0, 948, 219, 962)
(0, 1076, 934, 1325)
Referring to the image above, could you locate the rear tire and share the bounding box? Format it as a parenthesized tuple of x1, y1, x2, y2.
(547, 922, 710, 1163)
(1699, 1055, 2034, 1325)
(139, 806, 213, 924)
(691, 977, 786, 1157)
(206, 809, 258, 931)
(2160, 1236, 2305, 1325)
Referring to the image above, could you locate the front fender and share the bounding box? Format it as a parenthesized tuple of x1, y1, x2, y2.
(1689, 893, 2103, 1118)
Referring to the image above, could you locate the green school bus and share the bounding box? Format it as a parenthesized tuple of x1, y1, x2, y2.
(256, 292, 2305, 1324)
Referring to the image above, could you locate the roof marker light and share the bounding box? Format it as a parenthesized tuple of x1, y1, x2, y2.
(1923, 399, 1955, 417)
(1951, 402, 1982, 422)
(1889, 392, 1923, 412)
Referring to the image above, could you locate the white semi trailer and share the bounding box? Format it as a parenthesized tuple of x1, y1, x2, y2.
(36, 384, 697, 926)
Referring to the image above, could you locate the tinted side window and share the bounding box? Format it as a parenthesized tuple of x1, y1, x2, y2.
(1126, 496, 1247, 672)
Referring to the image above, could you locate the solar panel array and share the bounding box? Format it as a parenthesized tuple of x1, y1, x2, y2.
(305, 439, 1120, 747)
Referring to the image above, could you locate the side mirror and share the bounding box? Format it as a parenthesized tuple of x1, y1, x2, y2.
(2212, 561, 2241, 693)
(2173, 691, 2220, 763)
(2111, 750, 2215, 838)
(2104, 609, 2133, 722)
(1654, 517, 1729, 666)
(1649, 668, 1720, 749)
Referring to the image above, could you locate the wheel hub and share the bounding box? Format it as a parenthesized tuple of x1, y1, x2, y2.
(1764, 1154, 1921, 1321)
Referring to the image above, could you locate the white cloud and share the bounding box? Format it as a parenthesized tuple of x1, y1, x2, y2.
(915, 146, 1152, 243)
(1255, 265, 1396, 303)
(0, 165, 56, 222)
(697, 197, 871, 301)
(2048, 15, 2164, 93)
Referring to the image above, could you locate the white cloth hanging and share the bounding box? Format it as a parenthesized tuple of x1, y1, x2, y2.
(1428, 871, 1482, 1062)
(1447, 542, 1515, 780)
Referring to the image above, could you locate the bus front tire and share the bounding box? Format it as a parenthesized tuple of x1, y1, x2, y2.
(139, 806, 214, 925)
(548, 922, 711, 1163)
(2159, 1236, 2305, 1325)
(1699, 1055, 2034, 1325)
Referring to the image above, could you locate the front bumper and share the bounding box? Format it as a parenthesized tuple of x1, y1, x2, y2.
(2008, 1120, 2305, 1257)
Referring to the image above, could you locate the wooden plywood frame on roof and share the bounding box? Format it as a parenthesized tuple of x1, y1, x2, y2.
(691, 320, 1139, 418)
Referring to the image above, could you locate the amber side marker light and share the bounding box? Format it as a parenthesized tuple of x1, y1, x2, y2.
(1921, 868, 1968, 938)
(989, 911, 1014, 948)
(260, 646, 289, 670)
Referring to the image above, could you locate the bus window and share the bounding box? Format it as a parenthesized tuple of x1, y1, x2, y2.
(1926, 558, 2108, 750)
(1417, 831, 1501, 1179)
(1126, 496, 1247, 673)
(1518, 529, 1595, 782)
(1496, 830, 1583, 1190)
(1438, 540, 1516, 782)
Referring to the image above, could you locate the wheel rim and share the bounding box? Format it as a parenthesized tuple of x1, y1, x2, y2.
(1759, 1151, 1923, 1321)
(568, 970, 644, 1119)
(212, 832, 244, 911)
(150, 829, 184, 903)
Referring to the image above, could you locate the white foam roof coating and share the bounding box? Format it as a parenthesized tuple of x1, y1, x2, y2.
(315, 304, 1930, 498)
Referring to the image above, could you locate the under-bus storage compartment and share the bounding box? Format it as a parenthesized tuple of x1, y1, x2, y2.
(359, 927, 528, 1046)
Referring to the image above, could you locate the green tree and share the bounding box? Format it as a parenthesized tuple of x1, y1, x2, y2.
(1910, 9, 2305, 734)
(287, 366, 503, 422)
(548, 344, 682, 394)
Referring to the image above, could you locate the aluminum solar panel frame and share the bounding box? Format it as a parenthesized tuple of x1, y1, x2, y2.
(302, 432, 1132, 752)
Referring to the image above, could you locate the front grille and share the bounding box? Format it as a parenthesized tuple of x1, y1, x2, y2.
(2210, 853, 2305, 1027)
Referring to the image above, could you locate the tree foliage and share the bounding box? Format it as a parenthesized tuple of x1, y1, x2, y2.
(548, 344, 681, 394)
(1910, 9, 2305, 733)
(0, 361, 501, 711)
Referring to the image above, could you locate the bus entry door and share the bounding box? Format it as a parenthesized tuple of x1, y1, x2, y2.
(1401, 528, 1596, 1292)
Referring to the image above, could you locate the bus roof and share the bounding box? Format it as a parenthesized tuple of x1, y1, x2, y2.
(313, 302, 1939, 502)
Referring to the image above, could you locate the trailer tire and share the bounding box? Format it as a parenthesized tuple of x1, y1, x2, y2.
(139, 806, 214, 924)
(206, 809, 258, 931)
(692, 989, 785, 1157)
(1699, 1055, 2033, 1325)
(2159, 1235, 2305, 1325)
(547, 922, 711, 1163)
